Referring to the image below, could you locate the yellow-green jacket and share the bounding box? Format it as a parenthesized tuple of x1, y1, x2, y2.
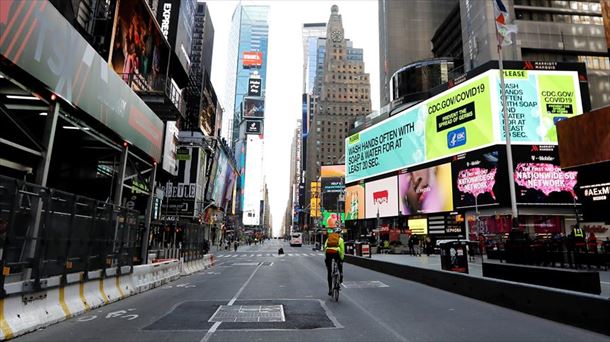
(324, 235, 345, 260)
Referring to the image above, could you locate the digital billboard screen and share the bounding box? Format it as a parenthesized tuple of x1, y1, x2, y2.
(243, 97, 265, 118)
(156, 0, 193, 71)
(512, 145, 578, 205)
(398, 163, 453, 215)
(248, 78, 262, 97)
(321, 165, 345, 212)
(345, 183, 364, 220)
(243, 51, 263, 68)
(322, 211, 345, 228)
(452, 148, 506, 209)
(365, 176, 398, 219)
(345, 69, 583, 183)
(575, 161, 610, 222)
(110, 0, 170, 90)
(245, 119, 263, 135)
(162, 121, 179, 176)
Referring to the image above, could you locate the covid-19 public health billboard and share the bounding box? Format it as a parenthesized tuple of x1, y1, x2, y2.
(345, 69, 582, 183)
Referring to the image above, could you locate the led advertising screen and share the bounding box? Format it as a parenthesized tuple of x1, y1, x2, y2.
(345, 183, 365, 220)
(110, 0, 170, 90)
(162, 121, 179, 176)
(245, 119, 263, 135)
(248, 78, 262, 97)
(345, 69, 583, 183)
(322, 211, 345, 228)
(156, 0, 194, 71)
(243, 51, 263, 68)
(211, 149, 228, 205)
(451, 148, 506, 209)
(365, 176, 398, 219)
(243, 97, 265, 118)
(408, 218, 428, 235)
(321, 165, 345, 212)
(242, 135, 264, 225)
(512, 145, 578, 205)
(575, 161, 610, 222)
(398, 163, 453, 215)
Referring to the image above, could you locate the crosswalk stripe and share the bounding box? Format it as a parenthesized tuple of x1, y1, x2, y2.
(250, 254, 254, 257)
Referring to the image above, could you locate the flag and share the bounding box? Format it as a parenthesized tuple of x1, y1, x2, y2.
(493, 0, 518, 46)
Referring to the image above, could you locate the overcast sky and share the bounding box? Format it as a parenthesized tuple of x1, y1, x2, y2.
(204, 0, 380, 236)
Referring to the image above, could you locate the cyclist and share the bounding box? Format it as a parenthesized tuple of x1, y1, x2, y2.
(324, 227, 345, 296)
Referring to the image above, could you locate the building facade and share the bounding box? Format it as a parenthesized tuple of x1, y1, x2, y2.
(378, 0, 459, 107)
(305, 5, 371, 231)
(452, 0, 610, 109)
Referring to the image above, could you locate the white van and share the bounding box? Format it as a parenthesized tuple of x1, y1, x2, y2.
(290, 233, 303, 247)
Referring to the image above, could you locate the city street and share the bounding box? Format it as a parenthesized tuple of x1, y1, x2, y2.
(15, 240, 608, 342)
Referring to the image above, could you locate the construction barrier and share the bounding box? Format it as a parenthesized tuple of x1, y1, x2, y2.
(0, 256, 213, 340)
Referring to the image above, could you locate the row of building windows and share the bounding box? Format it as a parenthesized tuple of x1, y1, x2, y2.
(516, 10, 604, 24)
(515, 0, 602, 12)
(325, 92, 369, 100)
(578, 55, 610, 70)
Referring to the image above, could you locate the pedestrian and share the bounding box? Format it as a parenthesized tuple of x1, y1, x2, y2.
(587, 232, 598, 253)
(234, 240, 238, 252)
(425, 235, 432, 256)
(412, 234, 421, 256)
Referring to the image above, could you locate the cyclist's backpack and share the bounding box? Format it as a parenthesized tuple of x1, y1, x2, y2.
(327, 232, 340, 248)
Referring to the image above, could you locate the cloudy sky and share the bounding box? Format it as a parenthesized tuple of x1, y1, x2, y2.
(205, 0, 380, 236)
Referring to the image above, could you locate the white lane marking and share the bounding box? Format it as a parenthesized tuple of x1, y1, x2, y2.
(250, 254, 255, 257)
(200, 263, 263, 342)
(601, 281, 610, 285)
(240, 254, 248, 258)
(257, 254, 262, 257)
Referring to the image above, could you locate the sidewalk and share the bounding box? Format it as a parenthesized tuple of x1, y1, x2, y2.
(368, 252, 610, 297)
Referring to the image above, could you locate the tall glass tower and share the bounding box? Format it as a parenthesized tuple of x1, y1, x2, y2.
(223, 5, 270, 147)
(223, 4, 269, 227)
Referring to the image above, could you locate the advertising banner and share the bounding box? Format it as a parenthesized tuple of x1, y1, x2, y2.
(0, 0, 164, 160)
(162, 121, 179, 175)
(425, 74, 494, 160)
(321, 165, 345, 212)
(248, 78, 262, 97)
(110, 0, 170, 91)
(452, 148, 506, 209)
(243, 51, 263, 68)
(345, 68, 583, 184)
(497, 70, 581, 143)
(322, 211, 345, 228)
(310, 181, 321, 218)
(575, 161, 610, 222)
(408, 218, 428, 235)
(512, 145, 578, 205)
(398, 163, 453, 215)
(243, 97, 265, 117)
(155, 0, 194, 71)
(242, 135, 264, 225)
(365, 176, 398, 219)
(345, 183, 365, 220)
(346, 106, 425, 183)
(245, 119, 263, 135)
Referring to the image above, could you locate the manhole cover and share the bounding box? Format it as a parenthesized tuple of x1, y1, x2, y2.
(342, 281, 389, 288)
(209, 305, 285, 323)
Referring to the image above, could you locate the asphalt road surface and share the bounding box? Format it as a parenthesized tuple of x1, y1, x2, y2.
(16, 240, 608, 342)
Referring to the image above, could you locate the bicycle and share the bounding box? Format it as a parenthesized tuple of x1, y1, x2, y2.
(331, 258, 341, 301)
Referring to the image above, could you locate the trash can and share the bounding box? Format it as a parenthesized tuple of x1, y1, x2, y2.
(361, 243, 371, 258)
(355, 242, 363, 256)
(345, 242, 355, 255)
(440, 241, 469, 273)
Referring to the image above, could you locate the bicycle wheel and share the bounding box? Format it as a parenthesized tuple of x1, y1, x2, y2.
(332, 260, 340, 301)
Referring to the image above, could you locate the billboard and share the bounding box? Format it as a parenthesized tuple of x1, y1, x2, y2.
(398, 163, 453, 215)
(248, 78, 262, 97)
(512, 145, 578, 205)
(243, 51, 263, 68)
(575, 161, 610, 222)
(321, 165, 345, 212)
(156, 0, 194, 71)
(110, 0, 170, 91)
(345, 69, 583, 183)
(242, 135, 264, 226)
(0, 0, 164, 160)
(310, 181, 321, 218)
(322, 211, 345, 228)
(365, 176, 398, 219)
(345, 183, 365, 220)
(245, 119, 263, 135)
(452, 148, 506, 209)
(243, 97, 265, 118)
(162, 121, 179, 176)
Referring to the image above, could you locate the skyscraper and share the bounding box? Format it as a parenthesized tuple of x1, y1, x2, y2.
(223, 4, 270, 228)
(378, 0, 459, 107)
(305, 5, 371, 228)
